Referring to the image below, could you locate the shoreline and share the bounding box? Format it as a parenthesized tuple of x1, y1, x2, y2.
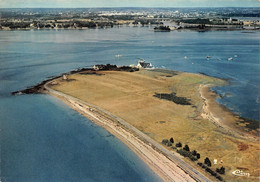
(199, 84, 259, 140)
(1, 25, 259, 32)
(44, 82, 208, 182)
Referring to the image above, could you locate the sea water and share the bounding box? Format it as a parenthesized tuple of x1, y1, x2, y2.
(0, 26, 259, 181)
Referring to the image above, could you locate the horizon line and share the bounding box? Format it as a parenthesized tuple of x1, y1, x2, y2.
(0, 6, 259, 9)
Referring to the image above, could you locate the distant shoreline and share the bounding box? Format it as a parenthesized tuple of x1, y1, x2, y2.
(1, 25, 259, 31)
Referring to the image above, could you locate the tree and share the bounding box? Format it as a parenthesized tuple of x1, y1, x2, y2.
(197, 153, 200, 159)
(45, 24, 51, 28)
(192, 150, 197, 156)
(170, 137, 174, 143)
(216, 166, 225, 175)
(167, 142, 172, 147)
(204, 157, 212, 167)
(183, 145, 190, 151)
(176, 142, 182, 147)
(162, 139, 168, 145)
(220, 167, 225, 174)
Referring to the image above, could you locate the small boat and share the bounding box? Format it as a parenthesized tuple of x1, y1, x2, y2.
(115, 54, 122, 58)
(206, 56, 211, 59)
(228, 57, 233, 61)
(184, 56, 187, 59)
(234, 55, 238, 58)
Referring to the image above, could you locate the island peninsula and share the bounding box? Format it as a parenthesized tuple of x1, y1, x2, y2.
(17, 66, 259, 182)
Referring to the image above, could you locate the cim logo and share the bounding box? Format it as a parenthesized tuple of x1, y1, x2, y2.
(232, 170, 250, 177)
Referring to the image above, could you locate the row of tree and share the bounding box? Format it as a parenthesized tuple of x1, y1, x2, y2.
(154, 26, 171, 31)
(162, 138, 201, 161)
(1, 21, 115, 29)
(1, 22, 30, 29)
(198, 162, 224, 181)
(162, 137, 225, 181)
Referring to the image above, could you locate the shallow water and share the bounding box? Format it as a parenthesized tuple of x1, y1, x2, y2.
(0, 94, 162, 182)
(0, 26, 259, 181)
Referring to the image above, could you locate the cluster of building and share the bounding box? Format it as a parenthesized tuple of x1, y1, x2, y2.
(92, 60, 153, 71)
(0, 8, 259, 30)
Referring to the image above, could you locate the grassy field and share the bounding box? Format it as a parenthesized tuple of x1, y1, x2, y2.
(50, 69, 259, 181)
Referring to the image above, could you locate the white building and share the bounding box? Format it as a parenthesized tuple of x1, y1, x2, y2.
(137, 60, 153, 69)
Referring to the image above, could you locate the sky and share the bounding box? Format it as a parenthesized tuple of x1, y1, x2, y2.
(0, 0, 259, 8)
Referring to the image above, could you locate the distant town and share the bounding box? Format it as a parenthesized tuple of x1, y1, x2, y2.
(0, 7, 259, 31)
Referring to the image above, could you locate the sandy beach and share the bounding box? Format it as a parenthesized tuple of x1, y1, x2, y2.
(46, 69, 260, 181)
(199, 84, 258, 140)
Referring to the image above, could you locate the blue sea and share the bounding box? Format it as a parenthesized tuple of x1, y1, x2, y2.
(0, 26, 259, 181)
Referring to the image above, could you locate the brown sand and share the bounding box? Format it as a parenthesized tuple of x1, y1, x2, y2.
(200, 85, 258, 139)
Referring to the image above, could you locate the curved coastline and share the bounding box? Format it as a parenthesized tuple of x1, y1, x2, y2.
(199, 84, 259, 140)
